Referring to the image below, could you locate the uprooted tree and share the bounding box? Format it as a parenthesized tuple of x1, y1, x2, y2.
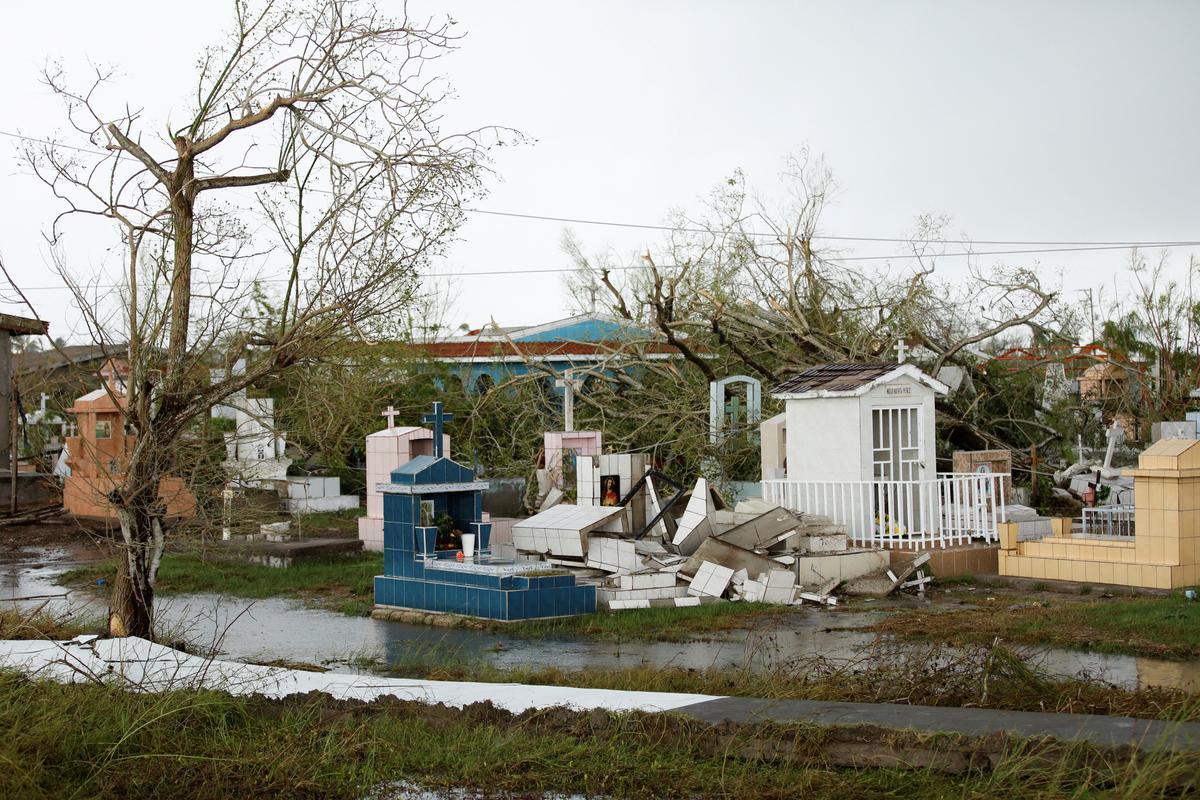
(18, 0, 508, 638)
(559, 152, 1072, 466)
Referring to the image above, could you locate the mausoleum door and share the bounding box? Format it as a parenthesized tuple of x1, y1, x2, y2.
(871, 406, 921, 482)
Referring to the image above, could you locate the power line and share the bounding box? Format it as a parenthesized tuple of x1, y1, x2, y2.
(9, 235, 1200, 295)
(465, 208, 1200, 248)
(3, 127, 1199, 249)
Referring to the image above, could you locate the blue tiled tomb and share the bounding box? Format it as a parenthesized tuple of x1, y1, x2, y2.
(373, 403, 595, 621)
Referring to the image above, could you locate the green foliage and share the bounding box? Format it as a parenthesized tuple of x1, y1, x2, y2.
(268, 347, 765, 510)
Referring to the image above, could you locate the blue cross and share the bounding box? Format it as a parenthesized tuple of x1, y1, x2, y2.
(421, 401, 454, 458)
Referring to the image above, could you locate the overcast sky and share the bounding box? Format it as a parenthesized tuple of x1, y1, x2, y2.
(1, 1, 1197, 342)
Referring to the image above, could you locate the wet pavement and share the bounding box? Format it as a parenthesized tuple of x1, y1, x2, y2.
(5, 543, 1200, 693)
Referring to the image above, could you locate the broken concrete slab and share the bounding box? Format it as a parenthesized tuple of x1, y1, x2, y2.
(795, 533, 848, 553)
(616, 572, 678, 591)
(842, 552, 930, 597)
(633, 539, 669, 557)
(512, 504, 625, 558)
(671, 515, 715, 557)
(797, 591, 839, 607)
(671, 477, 715, 553)
(538, 486, 564, 512)
(687, 561, 734, 598)
(681, 537, 779, 580)
(710, 509, 763, 535)
(586, 536, 640, 573)
(742, 578, 766, 603)
(715, 506, 801, 551)
(646, 557, 688, 573)
(732, 497, 775, 515)
(793, 549, 889, 587)
(599, 583, 690, 608)
(645, 473, 677, 539)
(761, 569, 797, 604)
(716, 506, 803, 550)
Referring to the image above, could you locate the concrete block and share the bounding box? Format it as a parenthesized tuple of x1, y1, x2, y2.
(797, 533, 848, 553)
(742, 578, 766, 603)
(681, 537, 778, 579)
(687, 560, 734, 598)
(762, 569, 796, 604)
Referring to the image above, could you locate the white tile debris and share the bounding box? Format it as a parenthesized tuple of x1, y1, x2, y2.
(512, 505, 624, 558)
(507, 450, 923, 612)
(687, 561, 734, 598)
(0, 636, 718, 713)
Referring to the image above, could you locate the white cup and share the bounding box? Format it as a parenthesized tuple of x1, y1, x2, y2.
(461, 533, 476, 559)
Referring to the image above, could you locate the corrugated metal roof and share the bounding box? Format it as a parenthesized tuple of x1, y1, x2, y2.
(771, 362, 899, 394)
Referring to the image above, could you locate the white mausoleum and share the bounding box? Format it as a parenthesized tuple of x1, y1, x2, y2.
(766, 362, 949, 484)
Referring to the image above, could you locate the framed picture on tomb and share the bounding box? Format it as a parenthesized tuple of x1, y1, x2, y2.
(420, 500, 435, 527)
(600, 475, 621, 506)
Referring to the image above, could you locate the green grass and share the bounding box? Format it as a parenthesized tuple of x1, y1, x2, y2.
(0, 608, 102, 640)
(63, 553, 382, 616)
(1, 671, 1194, 799)
(368, 638, 1200, 723)
(501, 601, 790, 641)
(873, 594, 1200, 659)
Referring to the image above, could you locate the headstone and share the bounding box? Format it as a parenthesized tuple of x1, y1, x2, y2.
(950, 449, 1013, 499)
(1151, 421, 1197, 442)
(709, 375, 762, 446)
(1103, 421, 1125, 470)
(212, 360, 291, 485)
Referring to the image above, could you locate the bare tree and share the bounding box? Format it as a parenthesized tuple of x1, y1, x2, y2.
(20, 0, 509, 637)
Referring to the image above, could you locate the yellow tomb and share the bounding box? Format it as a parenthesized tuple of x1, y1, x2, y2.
(999, 438, 1200, 590)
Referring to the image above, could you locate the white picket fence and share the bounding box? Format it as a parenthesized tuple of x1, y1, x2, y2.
(762, 473, 1008, 549)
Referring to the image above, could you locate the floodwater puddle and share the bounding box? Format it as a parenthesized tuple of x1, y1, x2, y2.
(5, 545, 1200, 695)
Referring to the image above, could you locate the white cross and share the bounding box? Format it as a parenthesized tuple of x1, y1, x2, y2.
(1103, 421, 1124, 471)
(896, 339, 908, 364)
(555, 370, 582, 432)
(381, 405, 399, 429)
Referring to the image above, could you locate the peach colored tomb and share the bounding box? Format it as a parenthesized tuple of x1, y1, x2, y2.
(63, 362, 195, 521)
(998, 438, 1200, 590)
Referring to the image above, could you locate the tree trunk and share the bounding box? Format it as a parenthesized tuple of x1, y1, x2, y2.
(108, 497, 165, 639)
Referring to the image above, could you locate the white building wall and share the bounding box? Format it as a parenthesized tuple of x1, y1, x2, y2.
(784, 396, 862, 482)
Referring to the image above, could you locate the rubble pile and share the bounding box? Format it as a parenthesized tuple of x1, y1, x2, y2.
(515, 456, 918, 611)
